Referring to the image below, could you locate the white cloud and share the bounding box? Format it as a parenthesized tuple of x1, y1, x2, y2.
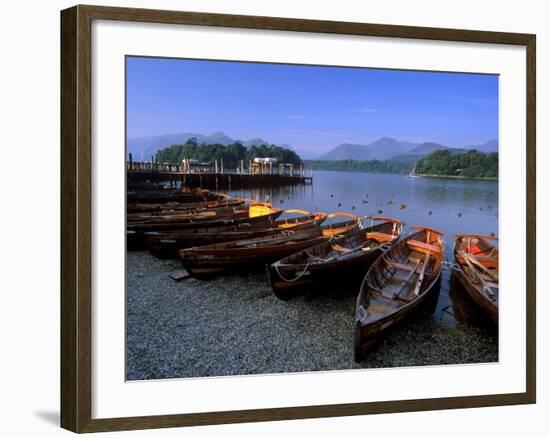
(345, 108, 380, 113)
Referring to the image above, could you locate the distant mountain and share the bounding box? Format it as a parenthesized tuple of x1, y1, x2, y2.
(466, 139, 498, 153)
(367, 137, 416, 160)
(127, 130, 498, 163)
(319, 143, 371, 160)
(318, 137, 416, 160)
(391, 141, 496, 163)
(127, 131, 288, 160)
(127, 133, 204, 160)
(242, 138, 271, 148)
(406, 142, 448, 155)
(202, 131, 234, 146)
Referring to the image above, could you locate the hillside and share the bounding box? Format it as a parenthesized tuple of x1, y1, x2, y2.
(318, 137, 498, 161)
(155, 139, 302, 168)
(415, 149, 498, 179)
(127, 131, 279, 160)
(306, 148, 498, 179)
(319, 137, 414, 161)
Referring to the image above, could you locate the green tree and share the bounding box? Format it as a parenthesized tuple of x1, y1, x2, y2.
(155, 139, 302, 167)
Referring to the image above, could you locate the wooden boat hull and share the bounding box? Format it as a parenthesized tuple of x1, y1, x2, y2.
(127, 198, 244, 214)
(127, 188, 225, 203)
(354, 227, 445, 362)
(354, 274, 441, 361)
(144, 213, 327, 258)
(267, 247, 382, 300)
(128, 205, 250, 224)
(179, 233, 328, 279)
(453, 269, 498, 322)
(453, 235, 499, 322)
(127, 209, 283, 249)
(267, 219, 403, 300)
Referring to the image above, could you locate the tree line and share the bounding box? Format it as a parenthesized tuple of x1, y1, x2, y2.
(306, 149, 498, 179)
(415, 149, 498, 179)
(155, 138, 302, 168)
(304, 159, 412, 174)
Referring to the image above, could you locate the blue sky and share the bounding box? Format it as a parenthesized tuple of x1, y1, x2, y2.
(126, 56, 498, 157)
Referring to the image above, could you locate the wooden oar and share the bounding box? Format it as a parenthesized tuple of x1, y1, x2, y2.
(454, 233, 499, 241)
(392, 256, 424, 300)
(412, 256, 429, 296)
(233, 233, 296, 247)
(462, 252, 499, 281)
(458, 250, 497, 298)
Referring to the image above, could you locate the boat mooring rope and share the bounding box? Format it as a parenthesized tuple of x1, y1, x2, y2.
(442, 260, 460, 271)
(273, 260, 312, 283)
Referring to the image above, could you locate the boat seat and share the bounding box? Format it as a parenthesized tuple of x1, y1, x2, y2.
(331, 243, 351, 253)
(407, 240, 441, 255)
(469, 254, 498, 268)
(366, 232, 395, 242)
(384, 257, 414, 272)
(458, 252, 498, 269)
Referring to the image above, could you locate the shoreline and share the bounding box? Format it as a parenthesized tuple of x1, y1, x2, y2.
(126, 251, 498, 380)
(306, 168, 498, 181)
(410, 173, 498, 181)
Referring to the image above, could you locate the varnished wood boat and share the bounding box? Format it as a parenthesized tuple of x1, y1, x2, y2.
(144, 210, 328, 258)
(128, 203, 281, 229)
(178, 228, 329, 279)
(127, 204, 282, 250)
(127, 181, 165, 191)
(453, 234, 499, 322)
(354, 226, 445, 361)
(128, 204, 253, 223)
(127, 197, 244, 214)
(320, 212, 361, 237)
(267, 217, 403, 300)
(127, 187, 226, 203)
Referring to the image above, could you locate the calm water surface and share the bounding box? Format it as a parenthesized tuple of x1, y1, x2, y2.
(228, 170, 499, 328)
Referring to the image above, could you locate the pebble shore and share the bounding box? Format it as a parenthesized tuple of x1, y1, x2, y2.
(126, 251, 498, 380)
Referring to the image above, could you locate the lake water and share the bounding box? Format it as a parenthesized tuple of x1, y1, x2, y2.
(228, 170, 499, 328)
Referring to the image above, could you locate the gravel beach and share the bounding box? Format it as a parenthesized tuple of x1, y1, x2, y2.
(126, 251, 498, 380)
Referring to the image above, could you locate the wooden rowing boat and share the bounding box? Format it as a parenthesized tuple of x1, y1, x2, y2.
(128, 204, 252, 223)
(178, 228, 329, 279)
(144, 210, 328, 258)
(127, 197, 244, 214)
(453, 234, 499, 322)
(320, 212, 361, 237)
(127, 187, 226, 203)
(128, 203, 281, 229)
(267, 217, 403, 300)
(354, 226, 445, 361)
(127, 204, 282, 250)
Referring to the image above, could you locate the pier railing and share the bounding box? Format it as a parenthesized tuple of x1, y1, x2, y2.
(126, 156, 312, 189)
(126, 157, 312, 178)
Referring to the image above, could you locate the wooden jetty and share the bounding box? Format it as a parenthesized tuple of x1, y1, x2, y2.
(127, 155, 313, 189)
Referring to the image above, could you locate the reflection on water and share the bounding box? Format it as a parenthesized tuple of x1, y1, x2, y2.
(228, 170, 499, 328)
